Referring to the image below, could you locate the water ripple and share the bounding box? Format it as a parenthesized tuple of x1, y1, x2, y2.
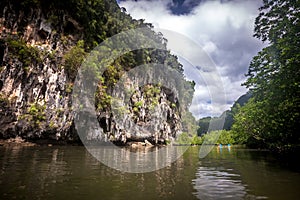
(193, 166, 247, 200)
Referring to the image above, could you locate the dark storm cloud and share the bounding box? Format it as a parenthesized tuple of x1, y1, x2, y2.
(120, 0, 203, 14)
(169, 0, 203, 14)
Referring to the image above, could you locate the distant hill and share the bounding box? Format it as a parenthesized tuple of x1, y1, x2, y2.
(197, 116, 212, 136)
(197, 92, 252, 135)
(223, 92, 252, 130)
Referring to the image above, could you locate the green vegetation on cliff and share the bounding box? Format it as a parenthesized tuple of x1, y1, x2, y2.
(6, 39, 42, 68)
(0, 0, 196, 142)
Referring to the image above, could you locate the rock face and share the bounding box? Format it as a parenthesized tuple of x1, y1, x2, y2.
(0, 1, 192, 144)
(0, 2, 80, 141)
(98, 84, 182, 145)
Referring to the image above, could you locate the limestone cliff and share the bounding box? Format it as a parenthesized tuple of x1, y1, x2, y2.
(0, 0, 194, 144)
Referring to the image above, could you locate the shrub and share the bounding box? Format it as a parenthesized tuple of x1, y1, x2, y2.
(63, 40, 87, 80)
(7, 39, 41, 67)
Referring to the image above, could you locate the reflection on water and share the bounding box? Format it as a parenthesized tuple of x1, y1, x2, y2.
(193, 166, 247, 200)
(193, 147, 300, 200)
(194, 146, 251, 200)
(87, 145, 188, 173)
(0, 145, 197, 200)
(0, 145, 299, 200)
(0, 146, 70, 199)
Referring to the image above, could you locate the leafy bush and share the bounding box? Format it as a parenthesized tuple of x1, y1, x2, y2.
(177, 132, 192, 144)
(19, 102, 46, 128)
(191, 135, 203, 145)
(134, 101, 143, 108)
(199, 130, 235, 145)
(64, 40, 87, 80)
(7, 39, 41, 67)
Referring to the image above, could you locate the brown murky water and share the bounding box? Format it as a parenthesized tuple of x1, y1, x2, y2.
(0, 145, 299, 200)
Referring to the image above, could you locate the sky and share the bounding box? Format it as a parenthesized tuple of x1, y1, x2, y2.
(117, 0, 265, 119)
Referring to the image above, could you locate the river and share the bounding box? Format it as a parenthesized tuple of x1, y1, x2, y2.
(0, 145, 299, 200)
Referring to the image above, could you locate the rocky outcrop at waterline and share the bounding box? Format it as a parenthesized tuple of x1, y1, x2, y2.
(0, 0, 194, 145)
(0, 136, 36, 147)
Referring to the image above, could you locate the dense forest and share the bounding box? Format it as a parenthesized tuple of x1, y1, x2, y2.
(232, 0, 300, 153)
(196, 0, 300, 154)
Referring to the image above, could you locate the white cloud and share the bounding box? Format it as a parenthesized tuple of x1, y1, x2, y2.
(120, 0, 265, 118)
